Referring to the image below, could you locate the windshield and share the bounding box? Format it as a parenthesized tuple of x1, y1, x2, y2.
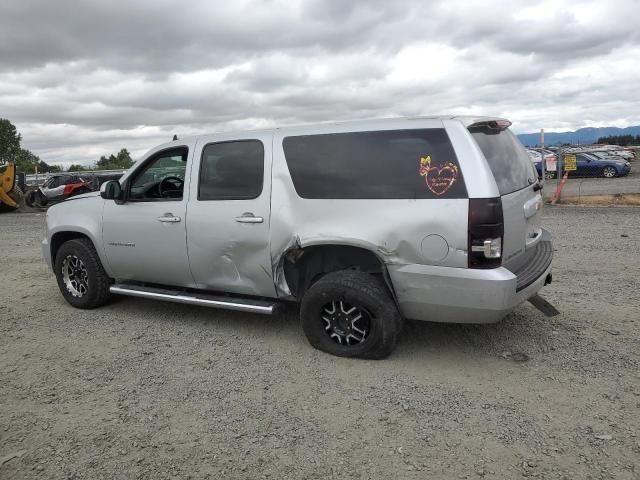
(469, 127, 537, 195)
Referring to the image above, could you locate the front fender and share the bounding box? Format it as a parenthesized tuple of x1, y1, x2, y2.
(45, 197, 113, 276)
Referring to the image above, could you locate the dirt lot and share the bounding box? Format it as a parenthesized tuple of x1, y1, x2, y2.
(1, 207, 639, 479)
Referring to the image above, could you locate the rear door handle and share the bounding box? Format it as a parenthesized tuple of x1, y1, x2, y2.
(157, 213, 181, 223)
(235, 213, 264, 224)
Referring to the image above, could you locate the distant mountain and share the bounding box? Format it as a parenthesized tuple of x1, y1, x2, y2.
(517, 125, 640, 146)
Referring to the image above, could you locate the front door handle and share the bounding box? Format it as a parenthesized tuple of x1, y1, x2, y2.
(158, 213, 181, 223)
(235, 213, 264, 224)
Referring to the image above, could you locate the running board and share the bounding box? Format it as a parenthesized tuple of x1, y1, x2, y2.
(110, 284, 277, 315)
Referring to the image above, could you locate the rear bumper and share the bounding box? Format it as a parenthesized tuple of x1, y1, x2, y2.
(388, 230, 553, 324)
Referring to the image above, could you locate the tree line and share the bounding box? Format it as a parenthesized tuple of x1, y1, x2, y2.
(0, 118, 134, 173)
(597, 135, 640, 146)
(66, 148, 134, 172)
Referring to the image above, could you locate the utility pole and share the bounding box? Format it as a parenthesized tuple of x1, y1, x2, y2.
(540, 129, 545, 182)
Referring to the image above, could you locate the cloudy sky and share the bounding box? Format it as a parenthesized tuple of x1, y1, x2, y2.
(1, 0, 639, 167)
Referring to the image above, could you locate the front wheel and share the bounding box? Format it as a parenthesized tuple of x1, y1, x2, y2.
(26, 190, 47, 207)
(54, 238, 111, 309)
(602, 166, 617, 178)
(300, 270, 402, 359)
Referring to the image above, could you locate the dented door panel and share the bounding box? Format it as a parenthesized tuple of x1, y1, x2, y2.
(186, 132, 276, 297)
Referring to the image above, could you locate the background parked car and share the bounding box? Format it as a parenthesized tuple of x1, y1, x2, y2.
(25, 173, 123, 207)
(533, 152, 631, 178)
(527, 148, 558, 179)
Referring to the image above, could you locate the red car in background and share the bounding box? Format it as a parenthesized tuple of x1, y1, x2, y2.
(26, 174, 95, 207)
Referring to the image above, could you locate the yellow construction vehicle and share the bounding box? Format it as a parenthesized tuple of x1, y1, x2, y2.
(0, 162, 24, 212)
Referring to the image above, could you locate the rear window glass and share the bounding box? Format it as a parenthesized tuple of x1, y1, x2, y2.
(283, 129, 467, 199)
(469, 127, 536, 195)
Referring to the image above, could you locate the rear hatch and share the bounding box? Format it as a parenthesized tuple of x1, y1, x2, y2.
(468, 121, 544, 274)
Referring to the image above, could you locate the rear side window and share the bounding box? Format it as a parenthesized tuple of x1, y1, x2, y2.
(283, 129, 467, 199)
(198, 140, 264, 200)
(469, 127, 536, 195)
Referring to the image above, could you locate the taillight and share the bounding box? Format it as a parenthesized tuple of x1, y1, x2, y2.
(468, 198, 503, 269)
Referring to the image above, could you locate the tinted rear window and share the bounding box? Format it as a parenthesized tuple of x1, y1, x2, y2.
(469, 127, 536, 195)
(283, 129, 467, 199)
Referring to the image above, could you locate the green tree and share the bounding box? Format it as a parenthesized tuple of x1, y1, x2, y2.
(597, 134, 640, 146)
(14, 148, 39, 173)
(95, 148, 134, 170)
(0, 118, 23, 164)
(14, 148, 61, 173)
(67, 164, 86, 172)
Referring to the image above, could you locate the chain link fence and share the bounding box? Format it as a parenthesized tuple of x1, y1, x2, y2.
(531, 146, 637, 203)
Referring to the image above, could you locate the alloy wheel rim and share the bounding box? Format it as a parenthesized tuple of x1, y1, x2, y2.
(62, 255, 89, 298)
(321, 300, 371, 346)
(603, 167, 616, 178)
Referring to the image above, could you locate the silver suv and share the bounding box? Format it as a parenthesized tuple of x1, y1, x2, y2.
(43, 116, 553, 359)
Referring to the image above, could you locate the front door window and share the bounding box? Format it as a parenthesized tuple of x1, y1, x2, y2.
(129, 148, 188, 201)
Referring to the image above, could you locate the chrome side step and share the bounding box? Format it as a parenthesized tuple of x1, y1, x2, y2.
(110, 284, 277, 315)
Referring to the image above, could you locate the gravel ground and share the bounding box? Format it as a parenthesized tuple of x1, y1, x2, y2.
(1, 207, 639, 480)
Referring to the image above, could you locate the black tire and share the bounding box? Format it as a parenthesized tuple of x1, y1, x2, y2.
(54, 238, 111, 309)
(27, 190, 47, 207)
(601, 166, 617, 178)
(25, 190, 36, 208)
(300, 270, 401, 359)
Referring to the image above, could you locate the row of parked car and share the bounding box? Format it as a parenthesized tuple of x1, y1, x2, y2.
(527, 145, 634, 179)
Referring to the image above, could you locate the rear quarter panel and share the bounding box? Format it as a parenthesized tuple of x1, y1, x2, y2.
(270, 118, 495, 296)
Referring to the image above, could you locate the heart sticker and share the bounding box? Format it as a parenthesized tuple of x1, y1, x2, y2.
(419, 156, 459, 196)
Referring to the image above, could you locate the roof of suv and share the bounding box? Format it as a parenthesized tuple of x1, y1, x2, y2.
(166, 115, 510, 146)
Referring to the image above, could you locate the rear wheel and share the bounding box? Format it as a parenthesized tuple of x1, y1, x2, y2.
(602, 166, 617, 178)
(300, 270, 401, 359)
(54, 238, 111, 309)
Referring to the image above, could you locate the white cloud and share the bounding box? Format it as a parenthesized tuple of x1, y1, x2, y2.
(0, 0, 639, 166)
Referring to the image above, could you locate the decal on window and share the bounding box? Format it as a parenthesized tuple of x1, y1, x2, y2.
(419, 155, 460, 196)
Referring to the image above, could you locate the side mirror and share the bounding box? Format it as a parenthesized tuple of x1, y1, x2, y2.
(100, 180, 123, 200)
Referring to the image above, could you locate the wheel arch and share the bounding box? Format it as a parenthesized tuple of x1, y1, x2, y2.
(279, 242, 398, 302)
(50, 230, 101, 267)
